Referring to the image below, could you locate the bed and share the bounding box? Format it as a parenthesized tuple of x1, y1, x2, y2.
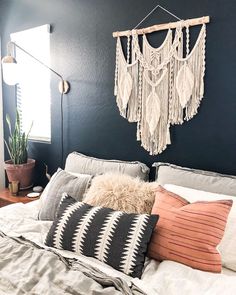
(0, 154, 236, 295)
(0, 201, 235, 295)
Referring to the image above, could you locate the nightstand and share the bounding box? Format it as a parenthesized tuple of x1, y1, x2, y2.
(0, 189, 40, 208)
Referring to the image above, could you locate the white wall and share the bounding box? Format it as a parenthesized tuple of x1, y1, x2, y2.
(0, 38, 5, 189)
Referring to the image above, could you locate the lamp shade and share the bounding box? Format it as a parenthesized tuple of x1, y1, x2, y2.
(2, 55, 19, 86)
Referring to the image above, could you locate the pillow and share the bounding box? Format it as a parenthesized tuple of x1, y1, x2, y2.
(148, 186, 232, 273)
(153, 162, 236, 196)
(38, 169, 92, 220)
(83, 173, 157, 214)
(65, 151, 150, 180)
(45, 193, 158, 278)
(164, 184, 236, 272)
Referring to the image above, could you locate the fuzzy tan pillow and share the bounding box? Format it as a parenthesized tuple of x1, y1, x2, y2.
(83, 173, 157, 214)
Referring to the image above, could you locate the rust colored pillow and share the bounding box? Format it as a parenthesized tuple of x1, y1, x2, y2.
(148, 186, 232, 273)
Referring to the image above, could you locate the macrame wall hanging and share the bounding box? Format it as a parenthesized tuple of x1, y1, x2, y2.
(113, 4, 210, 155)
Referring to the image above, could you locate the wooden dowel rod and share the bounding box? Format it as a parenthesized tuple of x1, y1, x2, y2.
(112, 16, 210, 38)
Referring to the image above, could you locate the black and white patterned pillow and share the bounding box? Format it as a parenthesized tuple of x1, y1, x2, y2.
(45, 193, 158, 278)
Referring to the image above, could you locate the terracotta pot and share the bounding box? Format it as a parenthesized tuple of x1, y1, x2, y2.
(4, 159, 35, 190)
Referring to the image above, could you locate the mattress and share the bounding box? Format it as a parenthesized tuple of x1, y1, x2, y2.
(0, 201, 235, 295)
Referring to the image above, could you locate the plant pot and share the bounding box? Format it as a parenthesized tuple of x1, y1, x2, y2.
(4, 159, 36, 190)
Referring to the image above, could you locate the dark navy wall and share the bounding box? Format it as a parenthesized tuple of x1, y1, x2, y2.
(1, 0, 236, 185)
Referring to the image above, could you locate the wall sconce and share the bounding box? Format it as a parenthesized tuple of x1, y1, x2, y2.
(2, 40, 70, 167)
(1, 41, 70, 94)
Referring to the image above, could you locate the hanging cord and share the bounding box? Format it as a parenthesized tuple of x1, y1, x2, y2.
(133, 4, 181, 30)
(60, 88, 64, 167)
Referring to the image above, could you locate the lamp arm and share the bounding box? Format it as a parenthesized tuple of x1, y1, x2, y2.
(7, 41, 70, 94)
(9, 41, 63, 81)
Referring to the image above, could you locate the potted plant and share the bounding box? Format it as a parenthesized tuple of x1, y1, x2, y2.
(4, 109, 35, 190)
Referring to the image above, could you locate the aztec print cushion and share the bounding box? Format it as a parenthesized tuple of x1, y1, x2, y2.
(148, 186, 232, 273)
(45, 193, 158, 278)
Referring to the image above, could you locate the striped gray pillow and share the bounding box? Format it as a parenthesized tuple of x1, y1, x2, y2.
(38, 169, 92, 220)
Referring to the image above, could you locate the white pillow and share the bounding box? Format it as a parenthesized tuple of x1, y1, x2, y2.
(164, 184, 236, 272)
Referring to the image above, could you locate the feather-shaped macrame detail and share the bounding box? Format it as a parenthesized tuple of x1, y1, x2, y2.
(118, 69, 133, 110)
(176, 63, 194, 108)
(146, 89, 161, 136)
(169, 24, 206, 124)
(115, 37, 139, 121)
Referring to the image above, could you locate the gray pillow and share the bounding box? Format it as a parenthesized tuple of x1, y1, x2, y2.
(153, 162, 236, 196)
(38, 169, 92, 220)
(65, 152, 150, 180)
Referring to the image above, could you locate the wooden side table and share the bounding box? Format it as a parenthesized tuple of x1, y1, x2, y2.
(0, 189, 40, 208)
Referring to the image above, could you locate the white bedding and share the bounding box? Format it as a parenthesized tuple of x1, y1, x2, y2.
(0, 201, 236, 295)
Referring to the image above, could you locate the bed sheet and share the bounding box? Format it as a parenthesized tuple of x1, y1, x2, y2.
(0, 201, 235, 295)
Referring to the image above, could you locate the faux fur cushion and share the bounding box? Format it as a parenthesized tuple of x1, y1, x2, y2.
(83, 173, 157, 214)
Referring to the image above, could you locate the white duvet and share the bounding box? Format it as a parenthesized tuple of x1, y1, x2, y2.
(0, 201, 235, 295)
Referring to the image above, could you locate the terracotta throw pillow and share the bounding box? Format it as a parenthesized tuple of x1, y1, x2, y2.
(148, 186, 233, 273)
(83, 173, 157, 214)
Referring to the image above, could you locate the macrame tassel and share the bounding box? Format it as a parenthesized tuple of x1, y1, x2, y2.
(184, 24, 206, 120)
(169, 24, 206, 124)
(137, 30, 174, 155)
(140, 67, 170, 155)
(126, 36, 140, 122)
(168, 29, 184, 125)
(115, 37, 139, 120)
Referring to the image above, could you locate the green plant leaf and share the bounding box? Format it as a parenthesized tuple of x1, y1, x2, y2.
(6, 114, 12, 137)
(4, 109, 31, 164)
(4, 139, 13, 162)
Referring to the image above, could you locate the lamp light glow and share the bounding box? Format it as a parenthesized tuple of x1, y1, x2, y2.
(2, 55, 19, 86)
(1, 41, 70, 94)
